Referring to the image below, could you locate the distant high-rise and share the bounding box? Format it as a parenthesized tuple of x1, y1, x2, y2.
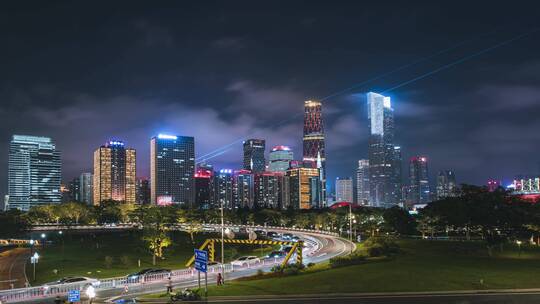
(8, 135, 62, 211)
(215, 169, 233, 209)
(409, 156, 430, 205)
(487, 179, 501, 192)
(79, 173, 93, 205)
(150, 134, 195, 206)
(356, 160, 370, 205)
(93, 140, 136, 205)
(335, 177, 354, 203)
(254, 172, 281, 209)
(303, 100, 326, 204)
(436, 170, 457, 200)
(194, 164, 214, 209)
(367, 92, 400, 207)
(243, 139, 266, 173)
(287, 167, 321, 209)
(234, 170, 254, 208)
(68, 177, 81, 202)
(268, 146, 293, 173)
(136, 178, 150, 205)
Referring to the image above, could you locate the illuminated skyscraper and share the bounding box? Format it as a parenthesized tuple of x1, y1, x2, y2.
(243, 139, 266, 173)
(93, 140, 136, 205)
(268, 145, 293, 172)
(367, 92, 400, 207)
(287, 167, 321, 209)
(303, 100, 326, 204)
(234, 170, 254, 208)
(150, 134, 195, 206)
(356, 159, 370, 205)
(436, 170, 457, 200)
(409, 156, 430, 205)
(8, 135, 62, 211)
(254, 172, 281, 208)
(194, 164, 214, 209)
(215, 169, 233, 209)
(335, 177, 354, 203)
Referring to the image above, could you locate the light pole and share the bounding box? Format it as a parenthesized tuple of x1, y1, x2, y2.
(348, 204, 353, 243)
(221, 199, 225, 284)
(517, 240, 522, 257)
(58, 231, 64, 261)
(29, 239, 34, 256)
(31, 252, 39, 281)
(40, 233, 46, 249)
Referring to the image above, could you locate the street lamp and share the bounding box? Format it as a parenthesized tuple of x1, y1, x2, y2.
(221, 200, 225, 284)
(29, 239, 34, 256)
(40, 233, 46, 249)
(58, 231, 65, 260)
(86, 285, 96, 304)
(31, 252, 39, 281)
(517, 240, 522, 257)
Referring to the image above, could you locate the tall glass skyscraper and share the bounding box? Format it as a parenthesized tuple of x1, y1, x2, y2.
(243, 139, 266, 173)
(268, 145, 293, 172)
(93, 140, 136, 204)
(150, 134, 195, 206)
(367, 92, 401, 207)
(303, 100, 326, 205)
(8, 135, 61, 211)
(335, 177, 354, 203)
(215, 169, 233, 209)
(409, 156, 430, 206)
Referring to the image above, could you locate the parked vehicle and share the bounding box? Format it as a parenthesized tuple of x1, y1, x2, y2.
(127, 268, 171, 280)
(231, 256, 260, 267)
(42, 277, 100, 294)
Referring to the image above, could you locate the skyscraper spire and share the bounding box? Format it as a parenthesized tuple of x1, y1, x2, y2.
(303, 100, 326, 205)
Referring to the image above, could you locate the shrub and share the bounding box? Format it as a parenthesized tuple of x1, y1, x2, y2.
(104, 256, 114, 269)
(120, 255, 131, 267)
(271, 263, 305, 275)
(329, 253, 367, 268)
(363, 237, 401, 257)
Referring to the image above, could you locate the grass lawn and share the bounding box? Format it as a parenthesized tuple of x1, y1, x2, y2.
(200, 239, 540, 296)
(27, 230, 275, 285)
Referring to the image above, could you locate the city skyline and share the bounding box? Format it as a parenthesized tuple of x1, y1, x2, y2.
(1, 2, 540, 199)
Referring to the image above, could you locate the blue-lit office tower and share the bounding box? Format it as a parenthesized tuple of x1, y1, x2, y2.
(409, 156, 430, 206)
(243, 139, 266, 173)
(367, 92, 401, 207)
(150, 134, 195, 206)
(268, 145, 293, 172)
(8, 135, 61, 211)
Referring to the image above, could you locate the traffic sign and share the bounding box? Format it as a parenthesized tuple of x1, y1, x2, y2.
(194, 249, 208, 262)
(68, 290, 80, 302)
(194, 260, 207, 273)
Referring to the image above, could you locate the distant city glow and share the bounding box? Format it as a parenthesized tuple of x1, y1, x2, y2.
(271, 145, 291, 151)
(219, 169, 233, 174)
(158, 134, 178, 140)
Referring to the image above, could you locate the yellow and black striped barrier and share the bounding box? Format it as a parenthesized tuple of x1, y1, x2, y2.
(186, 238, 303, 268)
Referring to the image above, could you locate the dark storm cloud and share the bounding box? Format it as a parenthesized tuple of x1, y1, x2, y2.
(1, 0, 540, 195)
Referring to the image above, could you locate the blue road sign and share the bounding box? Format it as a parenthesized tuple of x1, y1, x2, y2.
(194, 260, 207, 273)
(194, 249, 208, 273)
(68, 289, 80, 302)
(194, 249, 208, 262)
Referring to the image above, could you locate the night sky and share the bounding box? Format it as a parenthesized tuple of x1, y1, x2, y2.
(2, 1, 540, 196)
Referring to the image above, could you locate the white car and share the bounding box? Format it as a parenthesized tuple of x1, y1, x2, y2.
(42, 277, 100, 294)
(230, 256, 260, 267)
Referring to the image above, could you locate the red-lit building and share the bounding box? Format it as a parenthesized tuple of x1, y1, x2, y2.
(194, 164, 214, 209)
(303, 100, 326, 205)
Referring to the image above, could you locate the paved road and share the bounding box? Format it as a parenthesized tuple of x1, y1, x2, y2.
(0, 248, 29, 290)
(111, 292, 540, 304)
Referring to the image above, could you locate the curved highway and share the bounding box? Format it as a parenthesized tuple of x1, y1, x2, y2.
(0, 225, 355, 303)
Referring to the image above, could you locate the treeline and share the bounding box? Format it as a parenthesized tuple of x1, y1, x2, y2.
(1, 185, 540, 246)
